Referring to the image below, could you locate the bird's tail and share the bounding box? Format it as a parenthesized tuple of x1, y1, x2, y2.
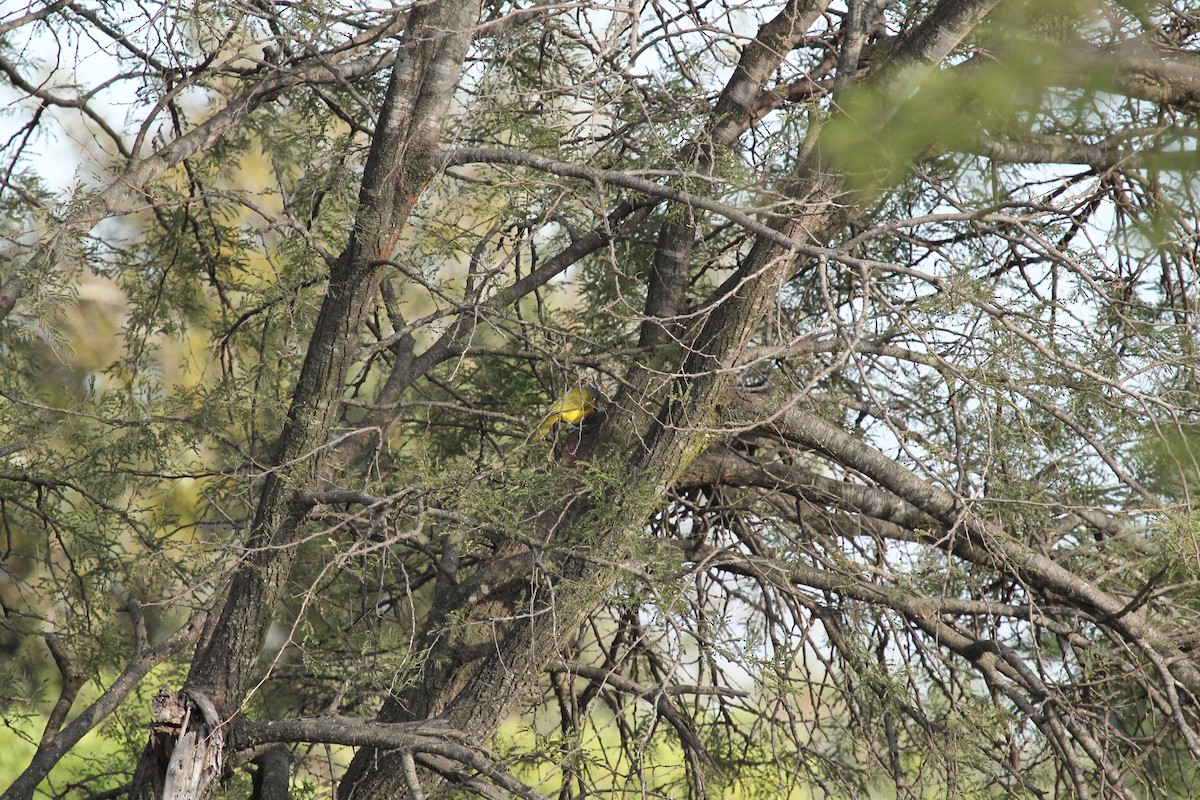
(530, 413, 557, 441)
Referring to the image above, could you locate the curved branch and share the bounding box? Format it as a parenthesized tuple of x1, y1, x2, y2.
(444, 146, 805, 252)
(730, 392, 1200, 695)
(973, 133, 1200, 171)
(238, 717, 549, 800)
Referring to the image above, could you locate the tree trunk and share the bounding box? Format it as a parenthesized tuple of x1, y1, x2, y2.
(126, 2, 482, 798)
(338, 0, 1008, 793)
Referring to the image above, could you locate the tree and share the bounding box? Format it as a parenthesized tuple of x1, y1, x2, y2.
(2, 0, 1199, 797)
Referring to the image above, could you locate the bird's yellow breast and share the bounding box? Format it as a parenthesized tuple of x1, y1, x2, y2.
(558, 406, 588, 424)
(531, 385, 601, 440)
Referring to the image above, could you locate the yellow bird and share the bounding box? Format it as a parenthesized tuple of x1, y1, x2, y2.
(531, 385, 601, 441)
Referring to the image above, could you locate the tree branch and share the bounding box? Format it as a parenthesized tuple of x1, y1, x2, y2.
(730, 392, 1200, 695)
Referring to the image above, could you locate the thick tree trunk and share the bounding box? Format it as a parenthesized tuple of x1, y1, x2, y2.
(338, 165, 846, 800)
(126, 2, 482, 798)
(128, 0, 1005, 797)
(339, 0, 1008, 795)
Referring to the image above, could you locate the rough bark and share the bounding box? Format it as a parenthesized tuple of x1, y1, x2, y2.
(339, 1, 1009, 796)
(125, 2, 482, 798)
(639, 0, 832, 350)
(338, 168, 845, 800)
(6, 1, 1200, 797)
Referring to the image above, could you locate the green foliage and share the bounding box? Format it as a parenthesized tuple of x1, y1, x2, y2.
(3, 1, 1200, 798)
(1135, 424, 1200, 503)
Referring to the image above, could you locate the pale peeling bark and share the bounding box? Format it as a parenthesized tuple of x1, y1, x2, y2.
(4, 612, 206, 800)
